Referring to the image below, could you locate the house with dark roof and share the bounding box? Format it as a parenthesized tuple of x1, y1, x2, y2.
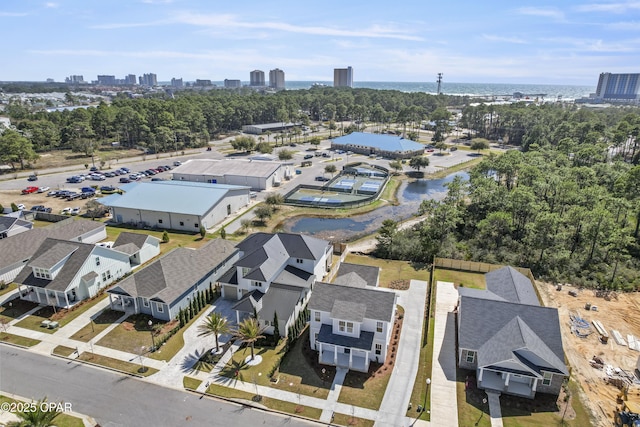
(457, 266, 569, 399)
(0, 216, 33, 239)
(219, 232, 332, 336)
(107, 239, 239, 321)
(111, 232, 160, 266)
(0, 218, 106, 284)
(334, 262, 380, 287)
(308, 281, 397, 372)
(14, 237, 131, 308)
(331, 132, 425, 159)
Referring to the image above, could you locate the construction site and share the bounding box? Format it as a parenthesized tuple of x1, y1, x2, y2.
(538, 282, 640, 426)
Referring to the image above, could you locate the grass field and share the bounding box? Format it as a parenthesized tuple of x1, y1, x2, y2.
(344, 253, 430, 287)
(183, 376, 203, 390)
(70, 309, 124, 342)
(77, 352, 158, 377)
(332, 413, 375, 427)
(52, 345, 77, 357)
(0, 332, 41, 347)
(433, 268, 486, 289)
(337, 363, 392, 410)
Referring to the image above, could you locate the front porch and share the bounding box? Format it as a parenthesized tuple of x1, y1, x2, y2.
(477, 368, 537, 399)
(108, 294, 138, 314)
(318, 343, 369, 372)
(17, 285, 78, 309)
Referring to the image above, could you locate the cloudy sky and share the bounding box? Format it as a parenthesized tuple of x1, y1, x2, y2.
(1, 0, 638, 84)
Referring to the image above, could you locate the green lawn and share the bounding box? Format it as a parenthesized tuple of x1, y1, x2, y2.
(456, 369, 491, 427)
(344, 254, 430, 288)
(332, 412, 375, 427)
(220, 341, 287, 386)
(0, 283, 16, 297)
(337, 363, 392, 410)
(434, 268, 486, 289)
(0, 331, 40, 347)
(77, 352, 158, 377)
(0, 396, 84, 427)
(0, 299, 39, 324)
(70, 309, 124, 342)
(52, 345, 77, 357)
(104, 225, 207, 255)
(14, 293, 108, 333)
(183, 376, 203, 390)
(97, 313, 170, 355)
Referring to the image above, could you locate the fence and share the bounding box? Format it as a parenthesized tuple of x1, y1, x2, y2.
(433, 257, 541, 303)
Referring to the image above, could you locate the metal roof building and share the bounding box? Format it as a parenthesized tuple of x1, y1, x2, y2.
(172, 159, 287, 191)
(331, 132, 425, 159)
(241, 122, 302, 135)
(99, 181, 250, 232)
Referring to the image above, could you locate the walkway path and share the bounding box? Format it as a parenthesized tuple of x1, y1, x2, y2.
(319, 367, 347, 423)
(429, 281, 459, 427)
(375, 280, 428, 427)
(487, 391, 504, 427)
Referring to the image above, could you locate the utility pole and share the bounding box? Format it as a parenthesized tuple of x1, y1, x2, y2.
(436, 73, 443, 95)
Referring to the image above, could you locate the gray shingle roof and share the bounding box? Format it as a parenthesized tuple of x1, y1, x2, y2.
(112, 232, 157, 253)
(309, 282, 396, 322)
(317, 323, 374, 350)
(0, 219, 104, 272)
(111, 242, 139, 255)
(0, 216, 19, 233)
(14, 238, 97, 291)
(28, 242, 79, 270)
(259, 283, 305, 326)
(485, 266, 539, 306)
(335, 263, 380, 287)
(333, 272, 368, 288)
(458, 296, 568, 376)
(108, 239, 237, 304)
(232, 290, 264, 313)
(331, 300, 367, 322)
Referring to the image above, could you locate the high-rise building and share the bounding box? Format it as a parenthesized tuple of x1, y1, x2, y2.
(124, 74, 137, 85)
(97, 75, 116, 86)
(195, 79, 213, 87)
(250, 70, 265, 86)
(333, 66, 353, 88)
(224, 79, 242, 89)
(595, 72, 640, 103)
(171, 78, 184, 88)
(65, 75, 85, 84)
(139, 73, 158, 86)
(269, 68, 285, 90)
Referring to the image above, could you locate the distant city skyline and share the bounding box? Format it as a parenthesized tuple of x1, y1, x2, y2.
(1, 0, 639, 85)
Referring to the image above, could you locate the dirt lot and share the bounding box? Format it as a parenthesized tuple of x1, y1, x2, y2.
(538, 282, 640, 426)
(0, 189, 95, 216)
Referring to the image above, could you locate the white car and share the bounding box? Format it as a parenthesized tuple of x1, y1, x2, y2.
(61, 207, 72, 214)
(37, 186, 50, 193)
(70, 207, 81, 215)
(17, 204, 25, 210)
(90, 174, 106, 181)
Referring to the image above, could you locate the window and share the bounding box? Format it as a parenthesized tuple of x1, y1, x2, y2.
(542, 372, 552, 386)
(227, 204, 231, 215)
(252, 281, 262, 287)
(314, 311, 321, 322)
(376, 321, 383, 333)
(101, 272, 107, 282)
(158, 219, 163, 224)
(344, 348, 350, 354)
(179, 221, 184, 226)
(143, 299, 150, 307)
(157, 303, 164, 313)
(296, 258, 303, 264)
(95, 257, 100, 266)
(375, 343, 382, 355)
(466, 350, 476, 364)
(194, 223, 199, 228)
(339, 321, 353, 333)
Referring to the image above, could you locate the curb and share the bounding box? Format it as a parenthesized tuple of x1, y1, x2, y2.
(49, 351, 146, 379)
(0, 339, 35, 350)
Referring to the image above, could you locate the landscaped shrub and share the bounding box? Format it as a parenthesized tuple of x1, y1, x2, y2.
(162, 230, 170, 243)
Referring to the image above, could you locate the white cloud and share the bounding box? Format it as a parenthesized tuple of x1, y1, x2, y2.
(482, 34, 527, 44)
(0, 11, 28, 17)
(576, 1, 640, 13)
(44, 2, 59, 8)
(90, 20, 169, 29)
(538, 36, 639, 52)
(606, 20, 640, 30)
(514, 7, 565, 21)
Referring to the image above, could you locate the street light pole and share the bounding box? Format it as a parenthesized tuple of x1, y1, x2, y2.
(423, 378, 431, 414)
(148, 320, 156, 350)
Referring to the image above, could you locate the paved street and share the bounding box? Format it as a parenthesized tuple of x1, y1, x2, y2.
(0, 346, 318, 427)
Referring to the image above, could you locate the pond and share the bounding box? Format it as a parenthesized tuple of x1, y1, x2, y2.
(284, 171, 469, 241)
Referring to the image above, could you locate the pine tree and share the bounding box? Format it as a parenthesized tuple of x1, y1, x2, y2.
(273, 312, 280, 342)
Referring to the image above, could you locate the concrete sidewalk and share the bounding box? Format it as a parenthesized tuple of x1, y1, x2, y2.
(429, 281, 459, 427)
(54, 298, 111, 339)
(487, 391, 504, 427)
(319, 367, 347, 423)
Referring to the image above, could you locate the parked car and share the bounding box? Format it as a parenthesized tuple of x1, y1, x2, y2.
(81, 186, 96, 193)
(303, 154, 314, 160)
(66, 193, 81, 201)
(150, 177, 165, 181)
(119, 177, 131, 183)
(104, 172, 116, 178)
(61, 207, 72, 214)
(81, 192, 94, 199)
(249, 192, 257, 199)
(47, 190, 58, 197)
(100, 185, 117, 193)
(67, 175, 84, 183)
(315, 176, 330, 182)
(90, 174, 106, 181)
(16, 204, 26, 210)
(113, 169, 123, 176)
(37, 186, 50, 193)
(145, 169, 157, 175)
(90, 166, 99, 172)
(21, 186, 39, 194)
(173, 161, 181, 167)
(70, 207, 81, 215)
(27, 175, 38, 181)
(55, 190, 71, 198)
(31, 205, 52, 213)
(129, 174, 141, 181)
(322, 152, 330, 158)
(163, 165, 172, 170)
(120, 167, 131, 173)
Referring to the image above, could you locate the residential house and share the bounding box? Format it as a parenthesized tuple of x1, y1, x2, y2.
(0, 216, 33, 239)
(14, 237, 132, 308)
(308, 280, 397, 372)
(0, 218, 106, 284)
(110, 232, 161, 266)
(457, 266, 569, 398)
(107, 239, 239, 321)
(334, 262, 380, 287)
(219, 232, 333, 336)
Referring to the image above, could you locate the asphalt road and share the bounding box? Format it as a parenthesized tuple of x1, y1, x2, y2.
(0, 345, 318, 427)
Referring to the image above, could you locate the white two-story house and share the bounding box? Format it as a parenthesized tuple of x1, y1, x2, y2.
(14, 237, 132, 308)
(308, 281, 397, 372)
(219, 232, 332, 336)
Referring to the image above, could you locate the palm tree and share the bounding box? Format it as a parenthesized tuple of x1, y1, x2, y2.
(233, 317, 266, 361)
(7, 398, 61, 427)
(198, 312, 231, 353)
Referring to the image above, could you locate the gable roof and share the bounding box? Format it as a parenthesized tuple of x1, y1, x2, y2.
(108, 239, 237, 304)
(112, 232, 158, 253)
(332, 132, 424, 153)
(14, 238, 97, 291)
(335, 263, 380, 287)
(0, 216, 30, 233)
(458, 296, 567, 376)
(485, 266, 539, 306)
(99, 181, 250, 216)
(309, 282, 396, 322)
(259, 283, 305, 325)
(0, 219, 104, 271)
(333, 272, 367, 288)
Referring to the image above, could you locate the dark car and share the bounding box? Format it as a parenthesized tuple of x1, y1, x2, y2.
(145, 169, 157, 175)
(315, 176, 330, 182)
(66, 193, 81, 201)
(120, 167, 131, 173)
(303, 154, 314, 160)
(120, 177, 131, 183)
(104, 172, 116, 178)
(90, 166, 99, 172)
(27, 175, 38, 181)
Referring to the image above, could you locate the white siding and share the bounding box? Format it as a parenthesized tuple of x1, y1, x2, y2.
(137, 238, 161, 264)
(67, 247, 132, 295)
